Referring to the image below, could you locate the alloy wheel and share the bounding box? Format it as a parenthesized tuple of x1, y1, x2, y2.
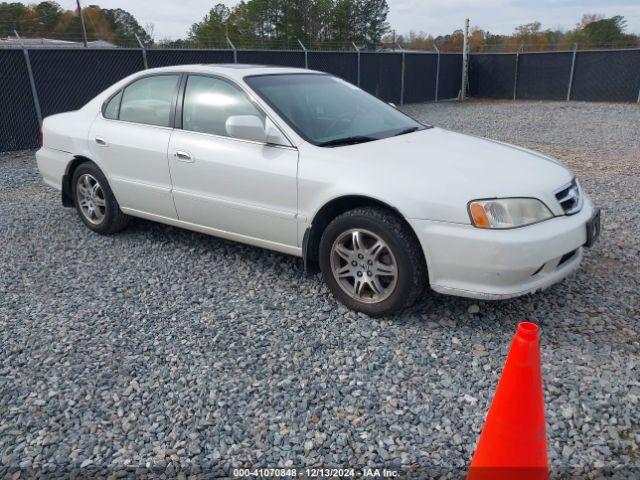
(330, 228, 398, 303)
(76, 173, 106, 225)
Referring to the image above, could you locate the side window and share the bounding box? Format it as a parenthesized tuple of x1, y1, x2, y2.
(119, 75, 180, 127)
(182, 75, 266, 140)
(103, 90, 122, 119)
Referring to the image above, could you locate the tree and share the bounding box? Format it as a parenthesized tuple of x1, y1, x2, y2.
(577, 13, 605, 29)
(188, 3, 233, 48)
(576, 15, 627, 46)
(10, 1, 62, 38)
(332, 0, 358, 43)
(81, 5, 114, 41)
(102, 8, 153, 46)
(0, 2, 27, 37)
(357, 0, 389, 46)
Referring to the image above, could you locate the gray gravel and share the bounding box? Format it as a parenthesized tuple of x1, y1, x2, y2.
(1, 101, 639, 478)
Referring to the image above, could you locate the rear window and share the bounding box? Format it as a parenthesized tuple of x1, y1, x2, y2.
(118, 75, 180, 127)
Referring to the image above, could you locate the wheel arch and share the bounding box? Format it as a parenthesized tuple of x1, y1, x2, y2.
(61, 155, 100, 207)
(303, 194, 420, 272)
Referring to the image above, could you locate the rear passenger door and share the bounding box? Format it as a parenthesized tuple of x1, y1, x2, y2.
(167, 74, 299, 249)
(89, 74, 181, 219)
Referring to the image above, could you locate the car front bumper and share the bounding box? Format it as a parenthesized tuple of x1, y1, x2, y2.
(409, 197, 596, 300)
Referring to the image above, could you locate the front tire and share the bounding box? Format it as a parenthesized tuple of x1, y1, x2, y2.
(72, 162, 129, 235)
(319, 207, 427, 317)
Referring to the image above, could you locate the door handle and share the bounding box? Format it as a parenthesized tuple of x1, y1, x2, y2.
(174, 150, 193, 163)
(95, 137, 107, 146)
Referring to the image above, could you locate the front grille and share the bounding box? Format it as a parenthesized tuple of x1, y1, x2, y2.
(555, 179, 582, 215)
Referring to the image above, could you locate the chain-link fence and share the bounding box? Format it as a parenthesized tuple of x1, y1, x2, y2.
(0, 49, 40, 151)
(0, 47, 463, 152)
(571, 49, 640, 102)
(468, 48, 640, 102)
(1, 45, 639, 153)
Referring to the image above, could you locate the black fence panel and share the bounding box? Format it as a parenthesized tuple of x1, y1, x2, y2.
(360, 52, 402, 103)
(29, 49, 144, 117)
(0, 50, 40, 151)
(516, 52, 573, 100)
(469, 54, 516, 99)
(438, 54, 462, 100)
(572, 49, 640, 102)
(237, 50, 305, 68)
(308, 52, 359, 84)
(403, 53, 437, 103)
(147, 49, 234, 68)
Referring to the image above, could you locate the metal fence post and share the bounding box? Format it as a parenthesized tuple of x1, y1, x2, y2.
(566, 43, 578, 101)
(135, 34, 148, 69)
(227, 36, 237, 63)
(298, 39, 308, 69)
(434, 44, 440, 102)
(15, 31, 42, 127)
(352, 42, 361, 87)
(397, 44, 405, 105)
(513, 44, 522, 100)
(460, 18, 469, 100)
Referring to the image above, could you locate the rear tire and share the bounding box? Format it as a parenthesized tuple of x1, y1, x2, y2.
(319, 207, 427, 317)
(72, 162, 129, 235)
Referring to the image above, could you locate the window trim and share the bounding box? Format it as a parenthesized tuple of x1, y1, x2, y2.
(176, 72, 295, 149)
(100, 72, 184, 129)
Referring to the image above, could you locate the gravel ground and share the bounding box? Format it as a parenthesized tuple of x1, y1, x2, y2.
(1, 101, 639, 479)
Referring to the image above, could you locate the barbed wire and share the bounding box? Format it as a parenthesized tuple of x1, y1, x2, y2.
(469, 41, 640, 53)
(3, 31, 640, 54)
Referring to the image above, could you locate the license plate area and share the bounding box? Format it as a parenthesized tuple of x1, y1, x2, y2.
(584, 208, 601, 248)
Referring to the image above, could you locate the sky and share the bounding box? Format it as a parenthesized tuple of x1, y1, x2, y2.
(38, 0, 640, 39)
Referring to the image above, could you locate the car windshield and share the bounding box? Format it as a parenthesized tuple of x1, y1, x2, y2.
(244, 74, 427, 147)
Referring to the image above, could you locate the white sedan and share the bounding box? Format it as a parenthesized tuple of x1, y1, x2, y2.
(36, 64, 601, 316)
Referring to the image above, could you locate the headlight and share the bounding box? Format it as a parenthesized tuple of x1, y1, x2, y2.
(468, 198, 553, 229)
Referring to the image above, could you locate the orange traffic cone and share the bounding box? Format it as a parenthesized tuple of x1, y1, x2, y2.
(467, 322, 548, 480)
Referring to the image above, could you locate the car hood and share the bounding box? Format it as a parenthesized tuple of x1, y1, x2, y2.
(307, 127, 574, 224)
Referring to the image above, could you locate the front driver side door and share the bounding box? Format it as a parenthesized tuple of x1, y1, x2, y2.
(168, 74, 299, 249)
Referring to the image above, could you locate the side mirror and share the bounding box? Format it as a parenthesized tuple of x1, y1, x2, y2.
(264, 117, 290, 146)
(225, 115, 266, 143)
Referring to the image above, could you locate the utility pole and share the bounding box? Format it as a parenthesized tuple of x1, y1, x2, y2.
(460, 18, 469, 100)
(76, 0, 88, 48)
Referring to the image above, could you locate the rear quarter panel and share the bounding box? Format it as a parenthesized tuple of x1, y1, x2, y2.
(36, 109, 98, 189)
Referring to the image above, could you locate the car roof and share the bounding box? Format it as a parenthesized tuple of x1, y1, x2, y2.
(144, 64, 322, 80)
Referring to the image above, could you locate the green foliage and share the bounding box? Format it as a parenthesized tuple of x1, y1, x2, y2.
(571, 16, 627, 46)
(187, 0, 390, 48)
(103, 8, 153, 45)
(0, 2, 27, 37)
(0, 1, 152, 46)
(3, 2, 636, 52)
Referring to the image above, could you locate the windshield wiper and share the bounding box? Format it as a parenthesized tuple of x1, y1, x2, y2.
(318, 136, 377, 147)
(393, 126, 422, 137)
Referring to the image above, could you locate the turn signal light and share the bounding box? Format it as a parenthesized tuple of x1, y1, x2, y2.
(469, 203, 491, 228)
